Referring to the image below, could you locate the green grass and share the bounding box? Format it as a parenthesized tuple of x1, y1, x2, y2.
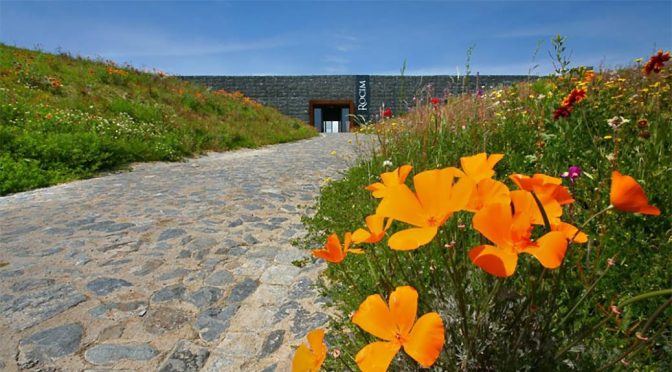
(301, 59, 671, 370)
(0, 44, 316, 195)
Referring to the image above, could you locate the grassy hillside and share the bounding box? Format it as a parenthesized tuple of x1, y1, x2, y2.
(0, 44, 316, 195)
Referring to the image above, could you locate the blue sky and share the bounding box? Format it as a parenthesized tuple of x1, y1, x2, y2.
(1, 1, 670, 76)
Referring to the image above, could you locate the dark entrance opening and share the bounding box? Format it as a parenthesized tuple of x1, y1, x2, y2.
(309, 100, 355, 133)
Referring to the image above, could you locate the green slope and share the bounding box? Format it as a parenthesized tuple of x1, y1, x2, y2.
(0, 44, 316, 195)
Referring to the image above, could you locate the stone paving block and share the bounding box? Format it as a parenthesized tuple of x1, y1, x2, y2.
(18, 323, 83, 367)
(84, 343, 158, 365)
(158, 340, 210, 372)
(260, 265, 301, 285)
(0, 283, 87, 330)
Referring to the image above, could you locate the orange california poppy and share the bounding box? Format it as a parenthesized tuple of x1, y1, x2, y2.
(352, 286, 445, 372)
(464, 178, 511, 212)
(509, 190, 587, 243)
(376, 167, 472, 250)
(352, 214, 393, 244)
(366, 165, 413, 199)
(311, 232, 364, 263)
(610, 171, 660, 216)
(292, 328, 327, 372)
(509, 174, 574, 224)
(460, 152, 504, 183)
(469, 202, 568, 277)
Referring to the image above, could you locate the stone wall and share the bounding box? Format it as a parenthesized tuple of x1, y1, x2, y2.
(181, 75, 531, 123)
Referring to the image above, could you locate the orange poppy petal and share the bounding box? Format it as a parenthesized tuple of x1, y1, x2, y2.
(610, 171, 661, 216)
(326, 233, 342, 253)
(472, 203, 512, 247)
(292, 344, 316, 372)
(352, 294, 396, 341)
(448, 174, 475, 212)
(352, 228, 373, 244)
(398, 164, 413, 183)
(486, 153, 505, 170)
(306, 329, 327, 368)
(509, 173, 534, 191)
(366, 182, 386, 198)
(468, 244, 518, 277)
(366, 214, 386, 234)
(343, 232, 353, 252)
(355, 341, 401, 372)
(311, 249, 343, 263)
(461, 153, 503, 182)
(380, 165, 412, 187)
(312, 233, 345, 263)
(551, 184, 575, 205)
(389, 286, 417, 337)
(404, 312, 445, 368)
(413, 168, 456, 218)
(376, 184, 427, 227)
(387, 227, 438, 251)
(555, 222, 588, 243)
(534, 173, 562, 185)
(521, 231, 568, 269)
(467, 178, 511, 212)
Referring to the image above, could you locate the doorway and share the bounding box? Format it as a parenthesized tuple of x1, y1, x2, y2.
(309, 100, 355, 133)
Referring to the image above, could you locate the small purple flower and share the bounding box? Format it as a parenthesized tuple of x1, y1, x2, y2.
(561, 165, 582, 184)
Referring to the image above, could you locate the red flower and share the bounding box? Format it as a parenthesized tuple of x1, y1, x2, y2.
(430, 97, 440, 105)
(553, 88, 586, 120)
(642, 50, 671, 76)
(561, 88, 587, 107)
(382, 108, 393, 118)
(552, 105, 573, 120)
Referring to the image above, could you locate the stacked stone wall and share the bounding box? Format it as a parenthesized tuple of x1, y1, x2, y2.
(181, 75, 532, 123)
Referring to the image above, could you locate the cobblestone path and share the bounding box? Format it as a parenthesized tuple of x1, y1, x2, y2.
(0, 134, 370, 371)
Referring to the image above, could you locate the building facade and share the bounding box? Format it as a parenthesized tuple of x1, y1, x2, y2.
(182, 75, 531, 132)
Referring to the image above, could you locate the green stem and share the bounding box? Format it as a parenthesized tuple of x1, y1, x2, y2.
(475, 278, 503, 329)
(555, 316, 612, 359)
(337, 264, 365, 299)
(619, 289, 672, 307)
(366, 245, 394, 292)
(558, 264, 612, 327)
(530, 191, 551, 232)
(576, 205, 613, 232)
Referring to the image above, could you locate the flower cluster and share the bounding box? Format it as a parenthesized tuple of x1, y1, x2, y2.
(213, 89, 261, 107)
(47, 76, 62, 90)
(642, 50, 670, 76)
(106, 66, 128, 77)
(553, 87, 587, 120)
(296, 150, 660, 371)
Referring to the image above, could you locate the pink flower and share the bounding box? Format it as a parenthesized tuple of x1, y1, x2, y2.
(561, 165, 582, 184)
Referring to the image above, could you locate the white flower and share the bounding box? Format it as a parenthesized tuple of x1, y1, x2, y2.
(607, 116, 630, 130)
(382, 160, 393, 168)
